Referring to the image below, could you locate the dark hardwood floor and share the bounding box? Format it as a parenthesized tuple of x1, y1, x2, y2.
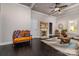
(0, 38, 66, 56)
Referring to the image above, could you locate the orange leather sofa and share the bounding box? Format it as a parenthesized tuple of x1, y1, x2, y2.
(13, 30, 32, 45)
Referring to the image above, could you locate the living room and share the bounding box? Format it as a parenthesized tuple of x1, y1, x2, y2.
(0, 3, 79, 56)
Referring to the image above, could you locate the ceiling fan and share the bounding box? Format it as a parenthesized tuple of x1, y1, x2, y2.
(49, 3, 68, 14)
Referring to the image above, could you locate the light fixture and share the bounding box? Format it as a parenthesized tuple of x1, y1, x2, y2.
(54, 8, 60, 11)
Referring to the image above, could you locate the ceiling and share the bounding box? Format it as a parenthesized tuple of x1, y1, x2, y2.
(20, 3, 75, 16)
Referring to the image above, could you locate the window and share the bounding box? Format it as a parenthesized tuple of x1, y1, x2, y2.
(69, 20, 77, 32)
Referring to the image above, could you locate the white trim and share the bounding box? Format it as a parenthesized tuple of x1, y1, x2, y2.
(30, 3, 36, 9)
(18, 3, 31, 9)
(0, 41, 12, 46)
(63, 4, 79, 11)
(32, 36, 40, 38)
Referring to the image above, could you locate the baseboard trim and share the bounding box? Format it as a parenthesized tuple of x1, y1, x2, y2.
(0, 37, 41, 46)
(0, 41, 12, 46)
(32, 36, 40, 38)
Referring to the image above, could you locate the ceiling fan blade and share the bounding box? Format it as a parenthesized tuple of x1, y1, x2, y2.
(49, 9, 57, 15)
(59, 5, 68, 8)
(57, 5, 68, 11)
(49, 9, 54, 14)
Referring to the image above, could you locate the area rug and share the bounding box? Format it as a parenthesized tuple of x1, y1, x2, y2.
(41, 38, 79, 56)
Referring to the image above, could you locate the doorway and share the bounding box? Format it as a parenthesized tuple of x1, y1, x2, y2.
(49, 22, 52, 38)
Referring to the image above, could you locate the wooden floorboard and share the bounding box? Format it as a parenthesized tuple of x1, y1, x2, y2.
(0, 38, 66, 56)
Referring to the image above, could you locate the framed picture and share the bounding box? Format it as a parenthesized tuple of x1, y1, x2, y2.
(58, 24, 63, 29)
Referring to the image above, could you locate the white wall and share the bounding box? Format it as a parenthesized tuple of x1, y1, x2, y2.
(1, 4, 31, 45)
(0, 3, 56, 45)
(31, 10, 56, 38)
(56, 4, 79, 36)
(0, 4, 2, 43)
